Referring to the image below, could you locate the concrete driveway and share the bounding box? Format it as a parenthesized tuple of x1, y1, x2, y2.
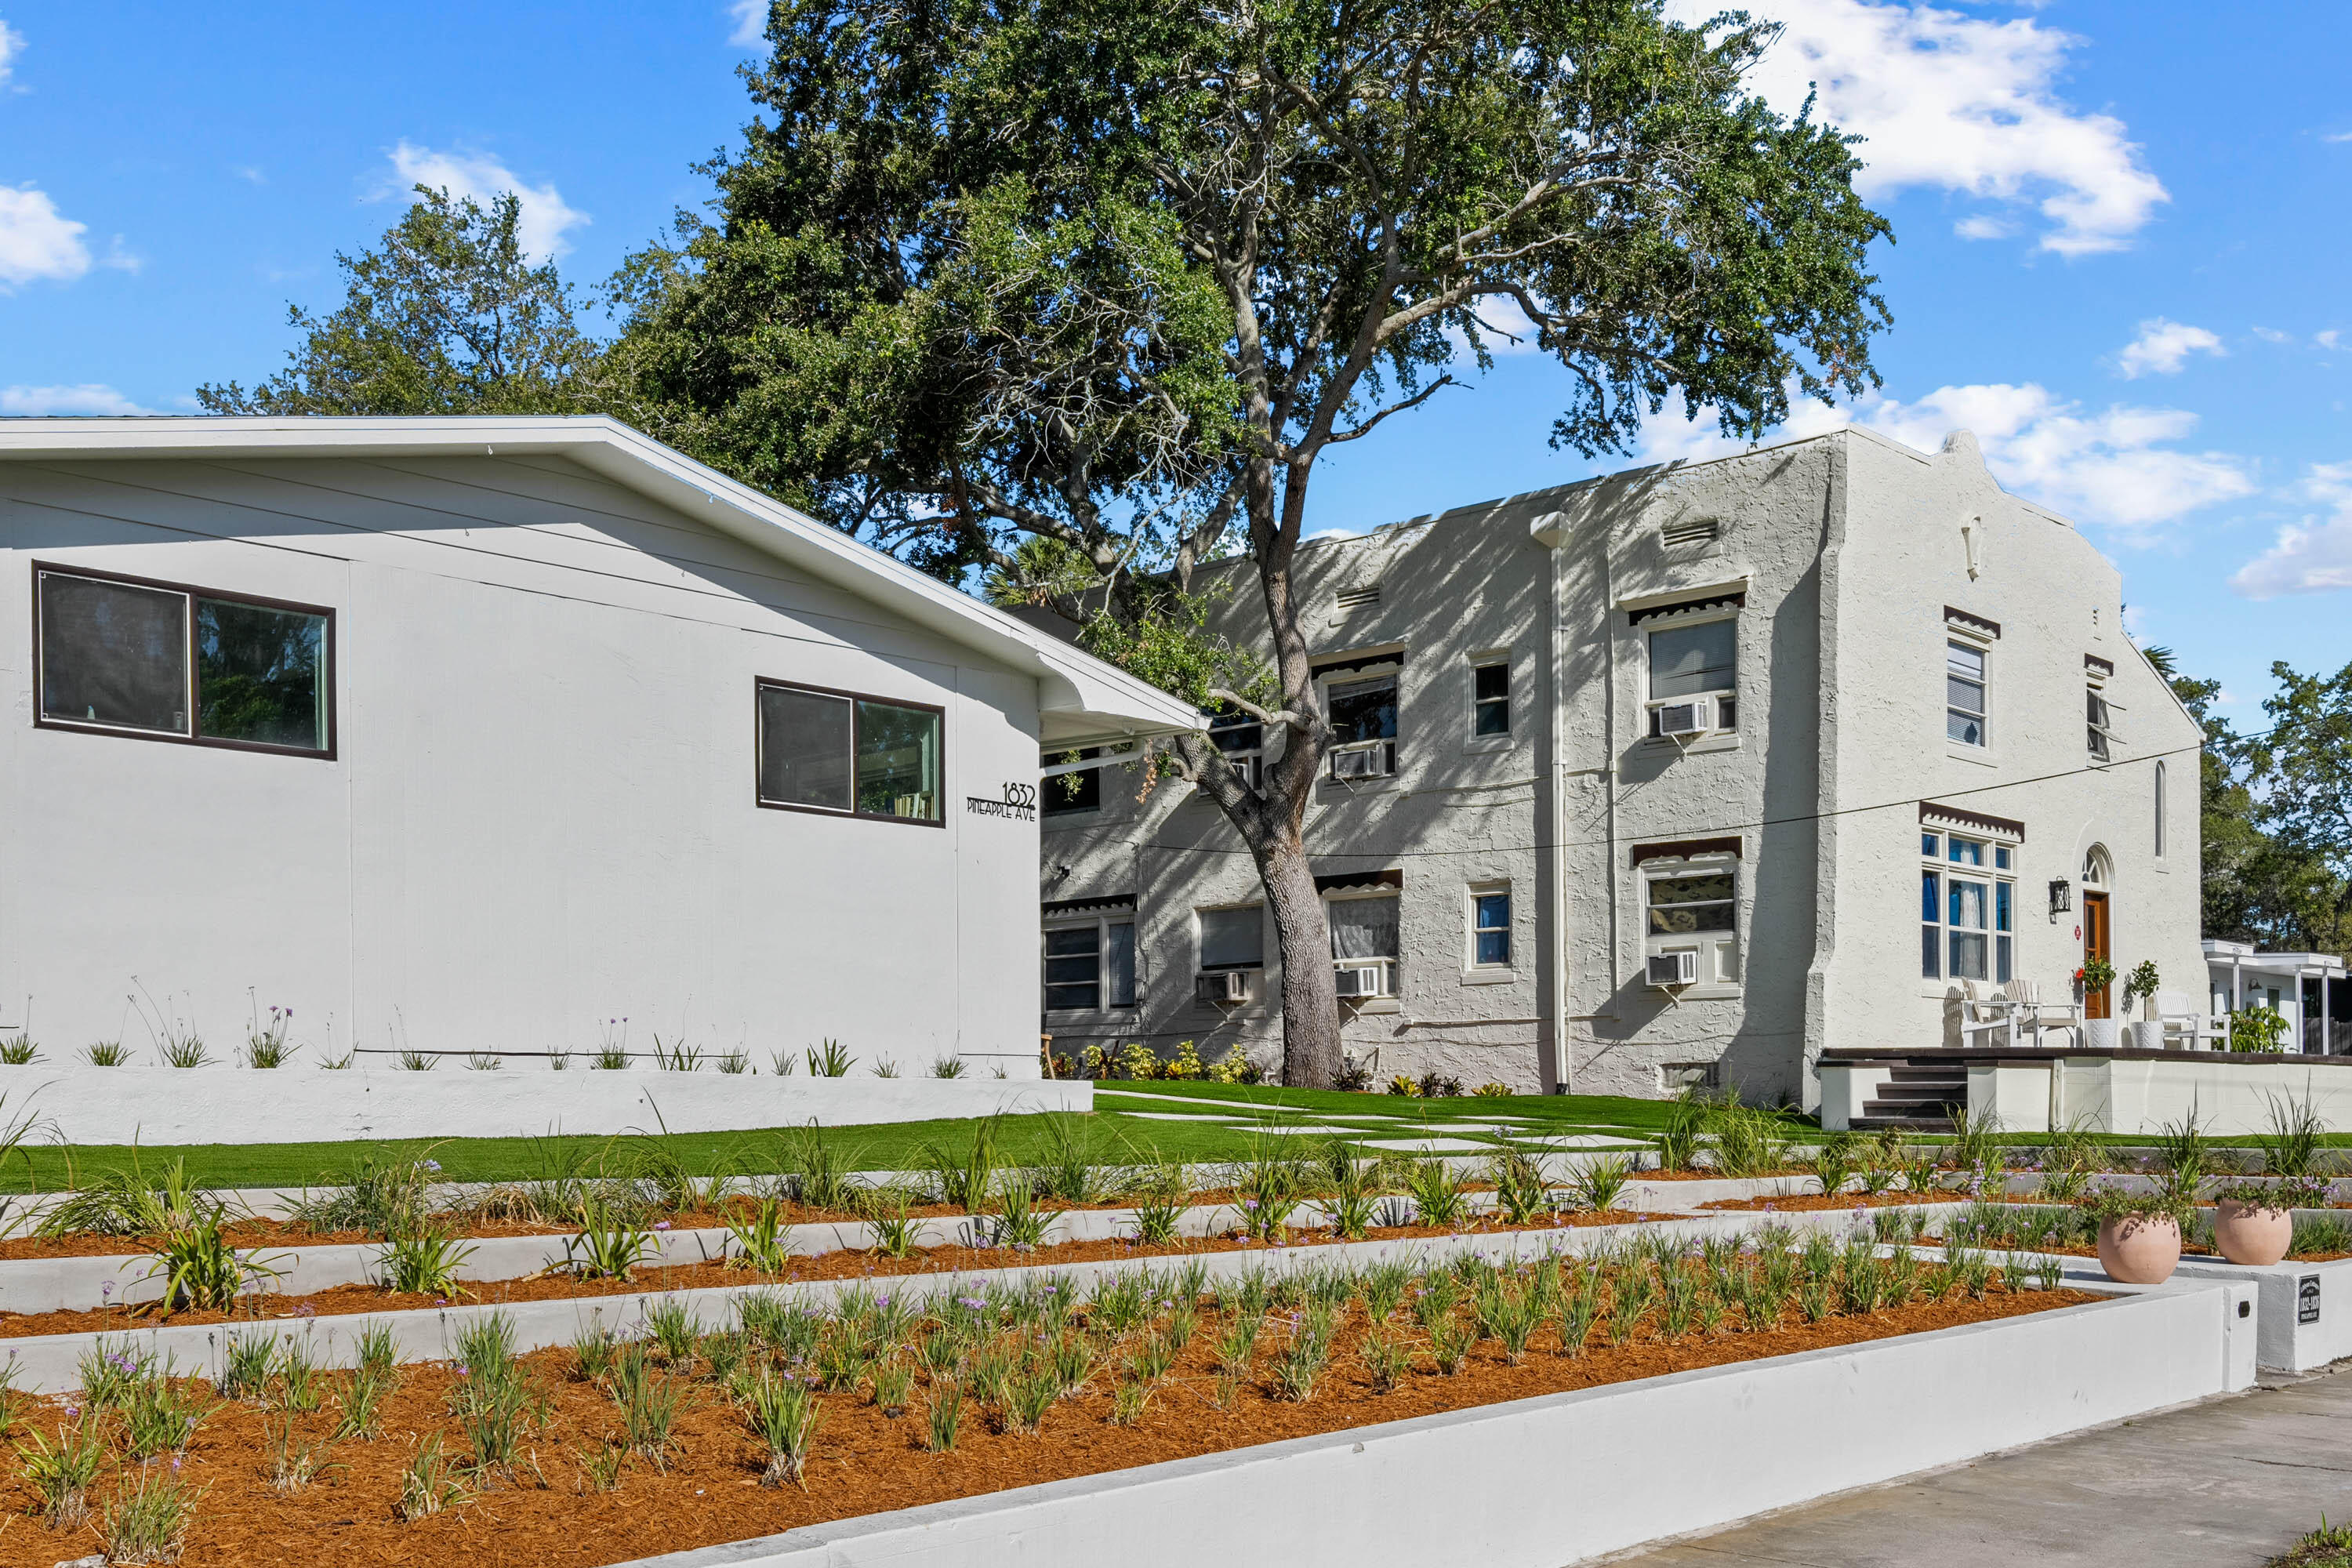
(1613, 1363, 2352, 1567)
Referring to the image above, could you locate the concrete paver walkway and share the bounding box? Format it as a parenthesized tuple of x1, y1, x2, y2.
(1616, 1363, 2352, 1567)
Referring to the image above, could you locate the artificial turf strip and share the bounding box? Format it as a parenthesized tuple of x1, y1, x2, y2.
(0, 1088, 1671, 1194)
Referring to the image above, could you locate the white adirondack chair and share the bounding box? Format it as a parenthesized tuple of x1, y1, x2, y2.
(2003, 979, 2082, 1048)
(2155, 989, 2227, 1051)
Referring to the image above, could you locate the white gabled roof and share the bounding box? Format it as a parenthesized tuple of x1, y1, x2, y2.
(0, 415, 1200, 747)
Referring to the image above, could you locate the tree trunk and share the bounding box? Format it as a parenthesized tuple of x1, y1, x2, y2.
(1254, 829, 1341, 1088)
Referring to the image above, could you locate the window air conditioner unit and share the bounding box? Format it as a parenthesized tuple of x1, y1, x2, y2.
(1330, 745, 1385, 781)
(1646, 950, 1700, 988)
(1334, 965, 1385, 998)
(1196, 971, 1251, 1006)
(1655, 699, 1709, 737)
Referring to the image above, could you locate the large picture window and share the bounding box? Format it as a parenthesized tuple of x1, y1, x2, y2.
(757, 679, 942, 824)
(34, 564, 333, 755)
(1920, 830, 2014, 983)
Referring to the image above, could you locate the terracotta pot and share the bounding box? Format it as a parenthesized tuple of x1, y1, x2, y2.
(2212, 1198, 2293, 1267)
(2096, 1213, 2182, 1284)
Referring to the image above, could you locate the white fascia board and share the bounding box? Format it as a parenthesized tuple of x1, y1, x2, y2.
(0, 416, 1201, 742)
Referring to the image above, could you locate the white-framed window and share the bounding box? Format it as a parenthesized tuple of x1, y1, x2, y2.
(2086, 681, 2117, 760)
(1041, 747, 1102, 816)
(1323, 666, 1399, 779)
(1920, 830, 2014, 983)
(1197, 905, 1264, 971)
(1946, 641, 1987, 746)
(1645, 612, 1737, 738)
(2154, 760, 2167, 858)
(1042, 912, 1136, 1012)
(1207, 710, 1264, 789)
(1642, 858, 1740, 986)
(1472, 658, 1510, 737)
(1468, 885, 1512, 967)
(1328, 890, 1400, 996)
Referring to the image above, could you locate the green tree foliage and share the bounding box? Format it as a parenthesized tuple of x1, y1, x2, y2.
(617, 0, 1893, 1083)
(2152, 645, 2351, 956)
(198, 187, 605, 417)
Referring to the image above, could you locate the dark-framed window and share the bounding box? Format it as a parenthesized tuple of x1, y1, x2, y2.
(33, 562, 335, 757)
(1043, 913, 1135, 1012)
(1473, 661, 1509, 735)
(756, 678, 944, 826)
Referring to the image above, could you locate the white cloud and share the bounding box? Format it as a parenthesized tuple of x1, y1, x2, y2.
(0, 383, 154, 416)
(0, 20, 23, 90)
(2319, 329, 2343, 351)
(726, 1, 764, 46)
(1674, 0, 2169, 256)
(2117, 318, 2223, 379)
(2252, 325, 2292, 344)
(381, 143, 588, 262)
(232, 165, 266, 185)
(1444, 293, 1545, 363)
(1635, 379, 2255, 532)
(2234, 463, 2352, 598)
(0, 183, 90, 287)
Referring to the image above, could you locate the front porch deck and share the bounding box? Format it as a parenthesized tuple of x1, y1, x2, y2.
(1817, 1044, 2352, 1136)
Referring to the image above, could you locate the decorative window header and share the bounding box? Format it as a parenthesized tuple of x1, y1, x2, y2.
(1311, 646, 1405, 677)
(1043, 893, 1137, 916)
(1629, 590, 1744, 626)
(1315, 867, 1404, 893)
(1918, 801, 2024, 841)
(1632, 836, 1742, 866)
(2084, 653, 2115, 677)
(1944, 605, 2002, 640)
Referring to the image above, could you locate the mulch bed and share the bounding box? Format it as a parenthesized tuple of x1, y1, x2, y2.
(0, 1285, 2090, 1568)
(1700, 1192, 1944, 1214)
(0, 1210, 1670, 1338)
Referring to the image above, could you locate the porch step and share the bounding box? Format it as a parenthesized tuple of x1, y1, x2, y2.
(1851, 1062, 1967, 1132)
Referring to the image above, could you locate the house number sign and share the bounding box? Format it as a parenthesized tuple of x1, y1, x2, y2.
(967, 782, 1037, 822)
(2302, 1274, 2321, 1326)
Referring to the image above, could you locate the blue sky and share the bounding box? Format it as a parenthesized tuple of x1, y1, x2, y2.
(2, 1, 2347, 725)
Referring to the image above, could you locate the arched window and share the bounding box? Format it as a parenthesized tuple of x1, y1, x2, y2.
(2154, 762, 2168, 859)
(2082, 848, 2107, 887)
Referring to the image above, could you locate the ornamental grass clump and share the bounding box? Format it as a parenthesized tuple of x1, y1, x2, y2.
(1404, 1157, 1470, 1228)
(99, 1461, 204, 1565)
(216, 1330, 275, 1403)
(1653, 1097, 1704, 1171)
(16, 1413, 105, 1529)
(1486, 1145, 1555, 1225)
(724, 1195, 791, 1273)
(2259, 1092, 2328, 1177)
(564, 1196, 655, 1281)
(122, 1359, 216, 1461)
(923, 1382, 964, 1452)
(264, 1414, 339, 1494)
(379, 1229, 477, 1298)
(397, 1433, 470, 1520)
(1566, 1153, 1632, 1214)
(613, 1352, 688, 1469)
(742, 1368, 823, 1485)
(989, 1172, 1059, 1249)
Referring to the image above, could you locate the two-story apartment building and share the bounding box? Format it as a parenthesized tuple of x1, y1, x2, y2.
(1039, 426, 2206, 1105)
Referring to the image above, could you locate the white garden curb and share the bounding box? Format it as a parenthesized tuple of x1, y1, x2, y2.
(605, 1282, 2257, 1568)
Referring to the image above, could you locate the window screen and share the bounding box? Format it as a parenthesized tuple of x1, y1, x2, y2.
(38, 572, 192, 735)
(1105, 920, 1136, 1007)
(1328, 895, 1400, 962)
(1327, 675, 1397, 744)
(1947, 642, 1987, 746)
(1199, 906, 1262, 970)
(757, 686, 854, 811)
(855, 700, 941, 820)
(1646, 873, 1735, 935)
(1473, 891, 1511, 965)
(1648, 619, 1736, 699)
(1473, 662, 1509, 735)
(196, 597, 328, 750)
(1044, 927, 1101, 1011)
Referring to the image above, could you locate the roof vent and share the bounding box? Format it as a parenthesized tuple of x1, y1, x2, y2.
(1335, 585, 1381, 612)
(1661, 517, 1721, 548)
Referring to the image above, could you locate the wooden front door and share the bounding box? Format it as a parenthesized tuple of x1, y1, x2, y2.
(2083, 891, 2111, 1020)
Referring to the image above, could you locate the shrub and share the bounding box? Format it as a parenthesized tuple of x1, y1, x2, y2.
(1331, 1054, 1373, 1092)
(1385, 1073, 1421, 1098)
(1472, 1081, 1512, 1098)
(146, 1218, 281, 1314)
(1417, 1071, 1465, 1098)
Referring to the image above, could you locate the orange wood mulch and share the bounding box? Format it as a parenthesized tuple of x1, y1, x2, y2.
(0, 1211, 1671, 1338)
(0, 1286, 2090, 1568)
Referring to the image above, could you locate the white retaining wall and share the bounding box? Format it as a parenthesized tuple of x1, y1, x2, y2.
(0, 1069, 1091, 1145)
(617, 1282, 2256, 1568)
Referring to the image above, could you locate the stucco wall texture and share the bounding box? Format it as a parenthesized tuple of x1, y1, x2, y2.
(1042, 427, 2205, 1105)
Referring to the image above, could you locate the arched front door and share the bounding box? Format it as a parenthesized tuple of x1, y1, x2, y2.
(2082, 848, 2112, 1021)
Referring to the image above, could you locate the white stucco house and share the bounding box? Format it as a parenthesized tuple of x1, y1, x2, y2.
(1038, 426, 2210, 1109)
(0, 417, 1195, 1077)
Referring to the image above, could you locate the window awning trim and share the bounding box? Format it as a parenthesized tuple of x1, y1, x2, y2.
(1042, 894, 1137, 916)
(1631, 837, 1742, 866)
(1314, 868, 1404, 893)
(1628, 591, 1745, 626)
(1919, 802, 2024, 842)
(1311, 647, 1406, 677)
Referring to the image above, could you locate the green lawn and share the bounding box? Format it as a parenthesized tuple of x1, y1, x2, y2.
(0, 1085, 1677, 1193)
